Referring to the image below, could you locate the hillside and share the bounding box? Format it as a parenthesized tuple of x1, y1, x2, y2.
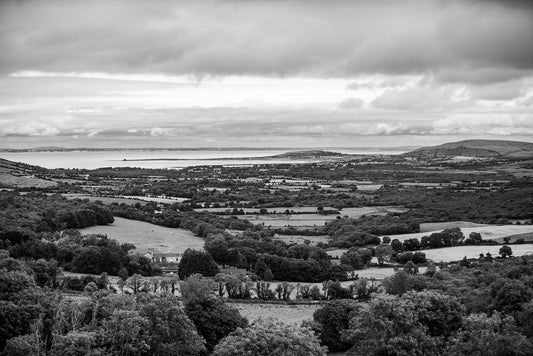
(0, 158, 55, 188)
(402, 139, 533, 159)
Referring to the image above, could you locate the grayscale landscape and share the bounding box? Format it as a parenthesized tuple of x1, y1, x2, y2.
(1, 1, 532, 355)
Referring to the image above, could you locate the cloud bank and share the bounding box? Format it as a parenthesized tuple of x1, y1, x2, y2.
(1, 0, 532, 83)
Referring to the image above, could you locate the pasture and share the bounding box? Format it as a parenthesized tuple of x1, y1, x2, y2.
(419, 221, 488, 232)
(382, 224, 533, 243)
(79, 217, 205, 254)
(273, 234, 330, 245)
(63, 194, 147, 206)
(421, 244, 533, 263)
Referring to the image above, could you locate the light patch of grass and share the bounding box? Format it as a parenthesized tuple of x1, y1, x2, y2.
(79, 217, 205, 254)
(421, 244, 533, 263)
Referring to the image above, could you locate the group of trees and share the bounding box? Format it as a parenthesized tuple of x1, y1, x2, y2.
(310, 255, 533, 355)
(1, 253, 328, 355)
(1, 229, 159, 278)
(0, 191, 113, 234)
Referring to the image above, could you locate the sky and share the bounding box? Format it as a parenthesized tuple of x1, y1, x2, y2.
(0, 0, 532, 149)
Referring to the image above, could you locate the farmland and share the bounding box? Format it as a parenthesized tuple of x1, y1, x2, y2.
(420, 244, 533, 263)
(381, 224, 533, 243)
(80, 217, 205, 254)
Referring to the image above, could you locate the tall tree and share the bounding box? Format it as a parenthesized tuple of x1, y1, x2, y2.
(178, 249, 220, 279)
(212, 318, 327, 356)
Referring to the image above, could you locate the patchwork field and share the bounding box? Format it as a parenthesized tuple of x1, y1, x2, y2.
(79, 217, 205, 253)
(230, 206, 408, 228)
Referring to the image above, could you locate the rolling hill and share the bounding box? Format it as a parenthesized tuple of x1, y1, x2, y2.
(0, 158, 56, 188)
(402, 139, 533, 159)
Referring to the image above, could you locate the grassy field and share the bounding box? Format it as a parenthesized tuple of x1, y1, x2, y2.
(421, 244, 533, 263)
(273, 234, 330, 245)
(0, 172, 57, 188)
(419, 221, 488, 232)
(238, 213, 334, 227)
(63, 194, 147, 206)
(199, 206, 407, 229)
(341, 206, 408, 218)
(79, 217, 205, 253)
(382, 224, 533, 243)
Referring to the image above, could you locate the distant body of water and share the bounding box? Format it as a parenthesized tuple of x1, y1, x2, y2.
(0, 148, 406, 170)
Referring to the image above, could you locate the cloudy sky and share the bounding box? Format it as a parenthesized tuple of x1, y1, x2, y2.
(1, 0, 532, 148)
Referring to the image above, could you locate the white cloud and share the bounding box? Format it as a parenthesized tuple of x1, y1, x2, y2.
(1, 121, 60, 137)
(338, 98, 364, 110)
(1, 0, 532, 83)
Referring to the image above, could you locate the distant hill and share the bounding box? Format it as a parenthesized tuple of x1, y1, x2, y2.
(271, 150, 345, 159)
(403, 139, 533, 159)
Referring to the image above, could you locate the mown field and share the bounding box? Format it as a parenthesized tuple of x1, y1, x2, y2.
(381, 224, 533, 243)
(233, 206, 408, 228)
(79, 217, 205, 253)
(420, 244, 533, 263)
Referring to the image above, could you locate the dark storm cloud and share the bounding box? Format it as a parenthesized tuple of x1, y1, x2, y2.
(0, 0, 532, 83)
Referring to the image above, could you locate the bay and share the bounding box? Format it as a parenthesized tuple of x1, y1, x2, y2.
(0, 148, 406, 170)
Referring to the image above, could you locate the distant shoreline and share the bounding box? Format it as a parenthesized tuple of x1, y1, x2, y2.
(0, 146, 418, 153)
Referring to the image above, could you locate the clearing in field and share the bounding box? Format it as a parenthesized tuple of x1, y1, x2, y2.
(79, 217, 205, 254)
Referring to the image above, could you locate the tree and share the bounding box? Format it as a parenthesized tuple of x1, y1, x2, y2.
(381, 270, 413, 296)
(342, 291, 464, 356)
(313, 299, 361, 352)
(178, 249, 220, 279)
(212, 318, 327, 356)
(490, 279, 533, 314)
(445, 313, 533, 356)
(254, 257, 274, 281)
(50, 331, 100, 356)
(185, 296, 247, 351)
(391, 239, 403, 252)
(126, 274, 143, 294)
(139, 295, 207, 356)
(180, 274, 217, 301)
(100, 310, 150, 355)
(374, 245, 393, 266)
(465, 232, 483, 245)
(404, 260, 419, 275)
(499, 245, 513, 258)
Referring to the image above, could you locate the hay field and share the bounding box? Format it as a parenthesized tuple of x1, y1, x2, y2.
(79, 217, 205, 253)
(421, 244, 533, 263)
(382, 224, 533, 243)
(419, 221, 488, 232)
